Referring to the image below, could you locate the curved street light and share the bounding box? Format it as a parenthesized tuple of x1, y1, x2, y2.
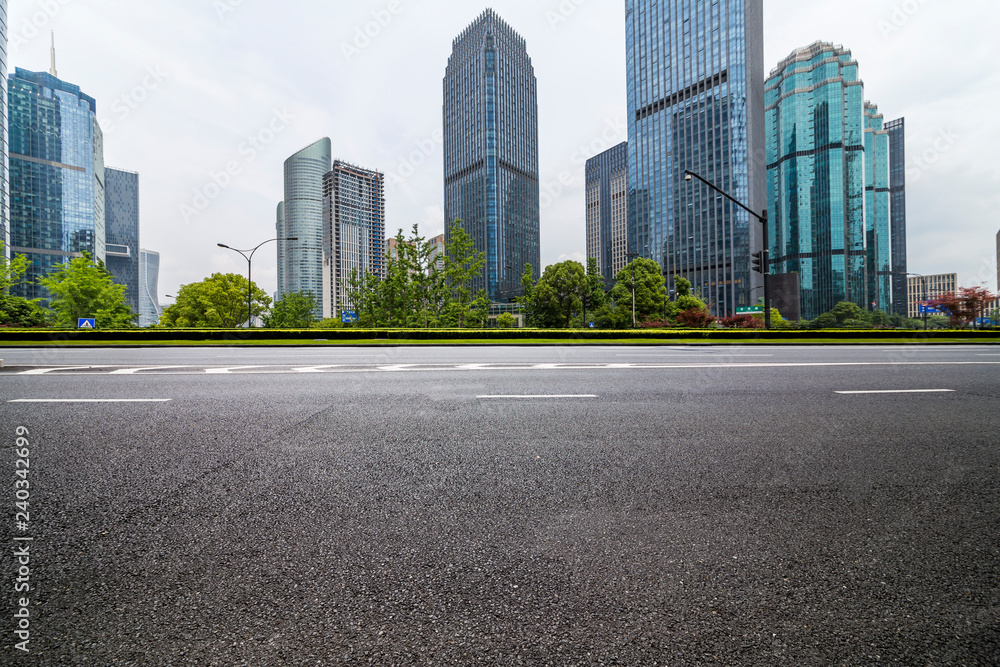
(218, 237, 298, 327)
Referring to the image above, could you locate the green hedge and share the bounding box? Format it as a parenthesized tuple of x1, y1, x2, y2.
(1, 327, 998, 343)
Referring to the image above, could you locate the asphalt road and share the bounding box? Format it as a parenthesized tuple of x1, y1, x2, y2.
(1, 345, 998, 665)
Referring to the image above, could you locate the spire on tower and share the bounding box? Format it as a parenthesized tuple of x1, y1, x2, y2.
(50, 31, 58, 78)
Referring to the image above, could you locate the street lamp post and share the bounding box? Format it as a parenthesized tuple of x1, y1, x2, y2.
(218, 237, 298, 327)
(684, 170, 770, 329)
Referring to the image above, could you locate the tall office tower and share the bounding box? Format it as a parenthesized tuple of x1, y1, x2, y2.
(885, 117, 907, 316)
(443, 9, 540, 302)
(277, 138, 330, 308)
(138, 249, 160, 327)
(864, 102, 892, 312)
(8, 67, 105, 301)
(585, 142, 628, 285)
(765, 42, 867, 320)
(626, 0, 765, 316)
(275, 201, 285, 298)
(1, 0, 8, 258)
(105, 167, 140, 316)
(321, 160, 385, 318)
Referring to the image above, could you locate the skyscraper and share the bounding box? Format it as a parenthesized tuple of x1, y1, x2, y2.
(864, 102, 892, 313)
(138, 249, 160, 327)
(443, 9, 539, 302)
(322, 161, 385, 319)
(765, 42, 867, 319)
(8, 67, 105, 301)
(105, 167, 140, 316)
(626, 0, 765, 316)
(586, 142, 628, 285)
(885, 117, 907, 316)
(1, 0, 9, 259)
(278, 138, 330, 308)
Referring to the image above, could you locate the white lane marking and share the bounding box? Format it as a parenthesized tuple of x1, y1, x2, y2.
(615, 353, 774, 357)
(9, 399, 173, 403)
(477, 395, 598, 399)
(20, 366, 112, 375)
(12, 361, 1000, 376)
(110, 366, 196, 375)
(204, 366, 277, 375)
(293, 365, 344, 373)
(835, 390, 955, 395)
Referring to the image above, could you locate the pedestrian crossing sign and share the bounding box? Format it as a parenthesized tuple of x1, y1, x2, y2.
(78, 318, 96, 329)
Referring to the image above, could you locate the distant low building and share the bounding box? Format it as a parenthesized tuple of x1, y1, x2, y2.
(907, 273, 956, 319)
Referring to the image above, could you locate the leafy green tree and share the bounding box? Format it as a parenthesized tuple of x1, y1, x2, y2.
(443, 221, 486, 328)
(607, 259, 667, 327)
(516, 263, 542, 327)
(38, 253, 135, 328)
(0, 243, 49, 327)
(812, 312, 837, 329)
(264, 291, 318, 329)
(581, 257, 607, 326)
(160, 273, 270, 328)
(497, 312, 516, 329)
(831, 301, 869, 325)
(534, 260, 588, 328)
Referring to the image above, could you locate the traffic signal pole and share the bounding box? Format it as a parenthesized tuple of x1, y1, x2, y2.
(684, 170, 771, 329)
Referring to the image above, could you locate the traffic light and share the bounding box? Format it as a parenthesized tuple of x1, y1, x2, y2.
(751, 250, 767, 274)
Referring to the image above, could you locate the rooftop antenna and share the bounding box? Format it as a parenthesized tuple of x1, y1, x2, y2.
(50, 31, 58, 77)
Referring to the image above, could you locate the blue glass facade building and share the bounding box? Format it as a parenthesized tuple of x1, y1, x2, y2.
(444, 9, 539, 302)
(8, 67, 105, 302)
(765, 43, 900, 319)
(1, 0, 8, 258)
(864, 102, 892, 312)
(885, 117, 907, 316)
(105, 167, 140, 317)
(278, 138, 330, 311)
(585, 142, 629, 285)
(765, 43, 867, 319)
(138, 248, 160, 327)
(626, 0, 765, 316)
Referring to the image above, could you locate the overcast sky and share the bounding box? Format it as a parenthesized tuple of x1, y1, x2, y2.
(8, 0, 999, 301)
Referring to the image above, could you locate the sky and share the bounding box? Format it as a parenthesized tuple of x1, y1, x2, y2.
(7, 0, 1000, 304)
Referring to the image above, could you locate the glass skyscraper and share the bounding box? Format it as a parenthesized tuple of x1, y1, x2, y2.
(765, 43, 867, 319)
(278, 138, 330, 310)
(585, 142, 628, 285)
(138, 248, 160, 327)
(765, 42, 900, 319)
(1, 0, 8, 259)
(443, 9, 539, 302)
(626, 0, 765, 316)
(105, 167, 140, 317)
(885, 117, 907, 316)
(321, 160, 385, 318)
(8, 67, 105, 302)
(864, 102, 892, 312)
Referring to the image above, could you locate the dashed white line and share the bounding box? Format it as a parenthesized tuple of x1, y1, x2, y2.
(477, 395, 598, 399)
(835, 390, 955, 395)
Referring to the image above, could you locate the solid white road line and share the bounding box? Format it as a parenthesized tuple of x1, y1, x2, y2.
(9, 399, 173, 403)
(835, 390, 955, 395)
(477, 395, 598, 399)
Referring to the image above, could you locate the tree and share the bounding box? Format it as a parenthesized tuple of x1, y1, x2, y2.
(929, 287, 997, 328)
(160, 273, 270, 328)
(516, 263, 542, 327)
(0, 243, 49, 327)
(831, 301, 869, 325)
(264, 291, 318, 329)
(442, 221, 486, 329)
(497, 312, 517, 329)
(607, 259, 668, 327)
(582, 257, 607, 326)
(534, 261, 588, 328)
(37, 253, 135, 328)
